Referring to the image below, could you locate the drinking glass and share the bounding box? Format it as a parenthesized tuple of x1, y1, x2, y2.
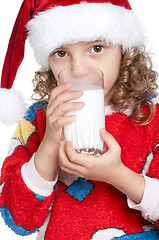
(58, 65, 105, 155)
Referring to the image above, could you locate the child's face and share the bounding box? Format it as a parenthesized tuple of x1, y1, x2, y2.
(49, 41, 122, 105)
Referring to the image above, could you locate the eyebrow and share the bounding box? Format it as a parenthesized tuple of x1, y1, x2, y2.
(82, 40, 106, 45)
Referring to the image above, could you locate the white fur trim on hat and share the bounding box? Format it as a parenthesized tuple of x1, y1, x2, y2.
(26, 2, 145, 70)
(0, 88, 27, 125)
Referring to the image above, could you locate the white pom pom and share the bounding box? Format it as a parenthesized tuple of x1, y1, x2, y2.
(0, 88, 27, 125)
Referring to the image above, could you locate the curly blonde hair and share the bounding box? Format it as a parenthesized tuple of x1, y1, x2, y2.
(32, 46, 158, 125)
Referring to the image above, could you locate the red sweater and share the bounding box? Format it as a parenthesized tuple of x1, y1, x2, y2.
(1, 100, 159, 239)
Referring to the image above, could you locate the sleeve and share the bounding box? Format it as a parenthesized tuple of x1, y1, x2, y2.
(127, 103, 159, 226)
(127, 175, 159, 224)
(0, 102, 57, 236)
(21, 153, 58, 197)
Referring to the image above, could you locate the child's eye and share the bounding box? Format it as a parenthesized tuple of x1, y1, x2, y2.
(91, 45, 104, 54)
(54, 51, 68, 58)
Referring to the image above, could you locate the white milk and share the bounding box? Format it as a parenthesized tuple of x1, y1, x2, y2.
(64, 88, 105, 154)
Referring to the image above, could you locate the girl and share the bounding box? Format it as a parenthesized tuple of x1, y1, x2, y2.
(0, 0, 159, 239)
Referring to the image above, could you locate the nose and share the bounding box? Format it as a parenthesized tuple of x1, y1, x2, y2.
(71, 53, 87, 68)
(71, 66, 90, 79)
(70, 54, 90, 78)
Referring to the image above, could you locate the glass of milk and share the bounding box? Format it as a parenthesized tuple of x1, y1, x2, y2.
(58, 66, 105, 156)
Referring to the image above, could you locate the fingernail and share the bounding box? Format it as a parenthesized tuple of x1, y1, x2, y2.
(78, 102, 84, 106)
(77, 90, 83, 95)
(66, 83, 72, 87)
(101, 129, 106, 134)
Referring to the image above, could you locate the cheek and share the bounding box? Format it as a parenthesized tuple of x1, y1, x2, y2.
(103, 68, 120, 95)
(104, 77, 116, 95)
(52, 68, 60, 81)
(100, 52, 121, 93)
(104, 63, 121, 93)
(49, 57, 70, 80)
(49, 59, 61, 80)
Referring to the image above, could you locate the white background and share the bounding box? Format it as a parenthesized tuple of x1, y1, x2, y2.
(0, 0, 159, 239)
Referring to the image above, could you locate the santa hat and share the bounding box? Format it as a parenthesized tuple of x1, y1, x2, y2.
(0, 0, 145, 125)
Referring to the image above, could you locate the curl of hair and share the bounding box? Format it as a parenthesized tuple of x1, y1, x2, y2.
(32, 47, 158, 126)
(32, 69, 57, 101)
(108, 47, 158, 125)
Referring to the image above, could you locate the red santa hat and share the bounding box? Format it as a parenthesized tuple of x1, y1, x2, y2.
(0, 0, 145, 124)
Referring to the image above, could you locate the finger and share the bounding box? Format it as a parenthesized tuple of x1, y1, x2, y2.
(48, 83, 72, 106)
(47, 101, 84, 128)
(100, 129, 120, 151)
(47, 90, 83, 116)
(56, 90, 83, 104)
(59, 165, 83, 177)
(59, 141, 85, 172)
(48, 86, 83, 109)
(52, 101, 84, 118)
(52, 115, 76, 130)
(64, 141, 88, 166)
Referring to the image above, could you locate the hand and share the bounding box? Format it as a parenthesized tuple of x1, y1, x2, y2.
(44, 83, 84, 145)
(34, 83, 84, 181)
(59, 129, 123, 184)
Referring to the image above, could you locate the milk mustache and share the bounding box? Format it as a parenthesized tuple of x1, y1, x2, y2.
(58, 66, 105, 155)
